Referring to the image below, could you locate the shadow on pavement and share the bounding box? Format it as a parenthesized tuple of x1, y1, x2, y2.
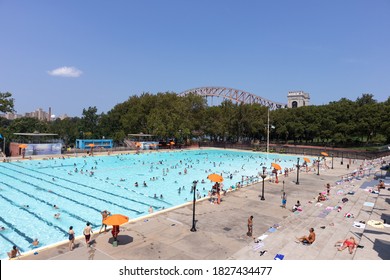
(373, 239, 390, 260)
(108, 235, 133, 245)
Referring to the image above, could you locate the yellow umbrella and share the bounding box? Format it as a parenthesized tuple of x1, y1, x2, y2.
(207, 173, 224, 183)
(303, 157, 311, 163)
(103, 214, 129, 226)
(321, 152, 329, 157)
(271, 163, 282, 170)
(19, 144, 28, 149)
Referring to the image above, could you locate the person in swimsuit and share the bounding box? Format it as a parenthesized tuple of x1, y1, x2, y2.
(111, 225, 120, 241)
(247, 216, 253, 237)
(83, 222, 93, 246)
(296, 228, 316, 244)
(99, 210, 111, 233)
(7, 245, 21, 259)
(335, 236, 358, 254)
(68, 226, 75, 251)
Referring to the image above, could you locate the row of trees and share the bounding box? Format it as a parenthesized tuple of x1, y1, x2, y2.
(1, 91, 389, 148)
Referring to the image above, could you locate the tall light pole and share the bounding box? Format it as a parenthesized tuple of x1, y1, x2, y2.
(296, 157, 300, 185)
(2, 136, 5, 157)
(190, 180, 197, 232)
(317, 156, 320, 176)
(260, 166, 266, 201)
(331, 153, 334, 169)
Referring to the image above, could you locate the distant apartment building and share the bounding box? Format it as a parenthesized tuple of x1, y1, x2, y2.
(1, 107, 56, 121)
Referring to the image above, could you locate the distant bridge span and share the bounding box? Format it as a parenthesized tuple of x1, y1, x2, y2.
(179, 87, 287, 109)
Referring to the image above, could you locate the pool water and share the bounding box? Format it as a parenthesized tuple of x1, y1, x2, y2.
(0, 149, 304, 259)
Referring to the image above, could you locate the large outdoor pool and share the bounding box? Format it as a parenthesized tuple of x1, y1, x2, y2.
(0, 148, 305, 259)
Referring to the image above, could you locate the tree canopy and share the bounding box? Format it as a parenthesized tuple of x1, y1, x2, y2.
(1, 92, 389, 147)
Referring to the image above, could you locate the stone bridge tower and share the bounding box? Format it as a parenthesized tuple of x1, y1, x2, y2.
(287, 91, 310, 108)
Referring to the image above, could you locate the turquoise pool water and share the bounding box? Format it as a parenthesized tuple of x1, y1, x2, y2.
(0, 149, 304, 259)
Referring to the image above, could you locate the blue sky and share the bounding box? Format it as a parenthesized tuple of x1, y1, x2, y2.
(1, 0, 389, 117)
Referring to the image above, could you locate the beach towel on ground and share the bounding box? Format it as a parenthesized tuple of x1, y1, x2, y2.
(274, 254, 285, 260)
(257, 234, 268, 241)
(363, 202, 375, 207)
(353, 221, 366, 229)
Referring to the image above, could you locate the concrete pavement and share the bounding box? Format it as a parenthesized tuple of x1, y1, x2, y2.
(14, 154, 390, 260)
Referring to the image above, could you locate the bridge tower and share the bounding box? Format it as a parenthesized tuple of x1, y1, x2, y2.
(287, 91, 310, 108)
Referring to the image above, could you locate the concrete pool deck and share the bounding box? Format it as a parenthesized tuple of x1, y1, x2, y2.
(11, 152, 389, 261)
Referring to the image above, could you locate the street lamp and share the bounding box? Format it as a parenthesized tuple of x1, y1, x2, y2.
(190, 180, 197, 232)
(296, 157, 300, 185)
(331, 153, 334, 169)
(260, 166, 267, 201)
(317, 156, 320, 176)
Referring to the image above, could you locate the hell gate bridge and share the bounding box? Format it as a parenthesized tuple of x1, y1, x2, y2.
(179, 86, 286, 110)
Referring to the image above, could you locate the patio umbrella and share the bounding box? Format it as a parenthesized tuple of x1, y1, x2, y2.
(303, 157, 311, 163)
(321, 152, 328, 157)
(19, 144, 28, 149)
(88, 143, 95, 148)
(271, 163, 282, 170)
(103, 214, 129, 226)
(207, 173, 224, 183)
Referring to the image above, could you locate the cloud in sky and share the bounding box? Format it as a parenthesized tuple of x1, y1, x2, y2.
(48, 66, 83, 77)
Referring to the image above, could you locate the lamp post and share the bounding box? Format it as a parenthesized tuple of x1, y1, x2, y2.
(331, 153, 334, 169)
(190, 180, 197, 232)
(2, 136, 5, 157)
(317, 156, 320, 176)
(260, 166, 266, 201)
(296, 157, 300, 185)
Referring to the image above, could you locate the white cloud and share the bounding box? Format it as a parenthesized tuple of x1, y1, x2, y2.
(48, 66, 83, 77)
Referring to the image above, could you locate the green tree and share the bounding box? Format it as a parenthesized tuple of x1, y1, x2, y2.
(0, 92, 15, 113)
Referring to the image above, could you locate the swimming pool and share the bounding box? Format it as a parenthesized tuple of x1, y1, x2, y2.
(0, 148, 304, 259)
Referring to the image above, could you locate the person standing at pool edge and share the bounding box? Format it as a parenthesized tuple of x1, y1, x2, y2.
(99, 210, 111, 233)
(83, 222, 93, 246)
(68, 226, 75, 251)
(281, 192, 287, 208)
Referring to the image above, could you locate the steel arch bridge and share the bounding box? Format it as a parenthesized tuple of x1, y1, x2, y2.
(179, 86, 286, 109)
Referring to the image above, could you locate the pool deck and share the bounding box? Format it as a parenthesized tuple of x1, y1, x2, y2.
(7, 153, 390, 260)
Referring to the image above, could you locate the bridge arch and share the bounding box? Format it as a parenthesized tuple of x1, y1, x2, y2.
(179, 86, 286, 109)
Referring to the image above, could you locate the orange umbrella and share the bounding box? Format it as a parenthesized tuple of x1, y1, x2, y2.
(19, 144, 28, 149)
(271, 163, 282, 170)
(303, 157, 311, 163)
(207, 173, 224, 183)
(321, 152, 328, 157)
(88, 143, 95, 148)
(103, 214, 129, 226)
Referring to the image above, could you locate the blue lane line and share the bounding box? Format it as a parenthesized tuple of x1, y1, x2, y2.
(0, 206, 42, 244)
(0, 180, 96, 226)
(0, 166, 144, 215)
(6, 163, 157, 210)
(0, 231, 20, 251)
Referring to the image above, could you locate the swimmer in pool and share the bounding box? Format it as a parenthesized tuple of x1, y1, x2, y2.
(32, 238, 39, 247)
